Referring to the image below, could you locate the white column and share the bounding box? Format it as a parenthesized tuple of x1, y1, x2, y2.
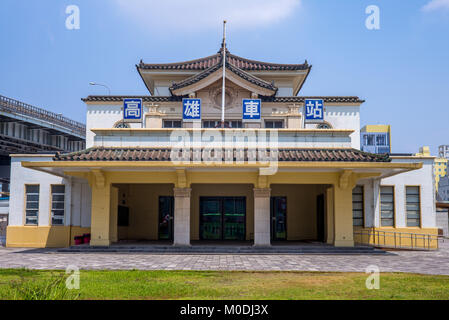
(253, 188, 271, 247)
(173, 188, 191, 246)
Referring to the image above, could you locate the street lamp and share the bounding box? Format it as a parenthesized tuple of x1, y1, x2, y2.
(89, 82, 111, 95)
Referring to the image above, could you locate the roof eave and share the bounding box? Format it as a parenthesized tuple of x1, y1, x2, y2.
(136, 64, 155, 95)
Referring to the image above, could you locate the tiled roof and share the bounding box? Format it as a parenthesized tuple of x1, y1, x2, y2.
(54, 147, 390, 162)
(81, 96, 183, 102)
(170, 61, 277, 92)
(138, 49, 310, 72)
(81, 95, 364, 104)
(262, 96, 365, 103)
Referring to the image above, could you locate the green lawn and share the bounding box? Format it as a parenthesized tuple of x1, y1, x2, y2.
(0, 269, 448, 300)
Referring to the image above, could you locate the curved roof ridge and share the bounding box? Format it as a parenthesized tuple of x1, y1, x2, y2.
(226, 52, 309, 71)
(138, 52, 221, 70)
(138, 48, 310, 72)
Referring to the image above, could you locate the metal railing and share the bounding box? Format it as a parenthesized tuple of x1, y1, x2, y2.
(354, 229, 439, 250)
(0, 95, 85, 137)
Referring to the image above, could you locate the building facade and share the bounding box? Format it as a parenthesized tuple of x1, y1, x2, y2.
(360, 125, 391, 154)
(6, 45, 439, 248)
(0, 95, 86, 244)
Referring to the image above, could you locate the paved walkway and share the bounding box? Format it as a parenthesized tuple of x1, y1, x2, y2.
(0, 241, 448, 275)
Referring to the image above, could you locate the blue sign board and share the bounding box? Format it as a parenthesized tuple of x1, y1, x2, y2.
(183, 98, 201, 121)
(305, 99, 324, 123)
(123, 98, 142, 122)
(242, 99, 261, 122)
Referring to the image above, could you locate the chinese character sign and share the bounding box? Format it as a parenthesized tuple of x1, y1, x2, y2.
(242, 99, 261, 122)
(305, 99, 324, 123)
(123, 98, 142, 122)
(183, 99, 201, 121)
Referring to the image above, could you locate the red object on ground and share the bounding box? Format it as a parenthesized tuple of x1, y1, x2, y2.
(83, 233, 91, 244)
(74, 236, 83, 245)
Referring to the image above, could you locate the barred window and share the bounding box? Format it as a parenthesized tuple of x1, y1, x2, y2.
(163, 120, 182, 128)
(380, 186, 395, 227)
(352, 186, 364, 226)
(406, 186, 420, 227)
(25, 185, 39, 225)
(202, 120, 242, 128)
(51, 185, 65, 226)
(265, 120, 284, 128)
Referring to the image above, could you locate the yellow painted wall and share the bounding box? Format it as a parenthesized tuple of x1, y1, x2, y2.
(361, 125, 390, 133)
(6, 226, 90, 248)
(434, 158, 448, 192)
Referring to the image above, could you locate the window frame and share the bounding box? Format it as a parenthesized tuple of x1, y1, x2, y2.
(50, 184, 66, 226)
(352, 185, 364, 227)
(380, 185, 395, 227)
(162, 119, 182, 128)
(202, 120, 242, 129)
(405, 185, 421, 228)
(264, 120, 285, 129)
(24, 184, 40, 226)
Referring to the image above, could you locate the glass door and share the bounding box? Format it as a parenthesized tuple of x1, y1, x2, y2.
(158, 196, 174, 240)
(271, 197, 287, 240)
(200, 197, 246, 241)
(223, 197, 246, 240)
(200, 197, 222, 240)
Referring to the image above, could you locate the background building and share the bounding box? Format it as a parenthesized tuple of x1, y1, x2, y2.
(360, 125, 391, 154)
(0, 94, 86, 245)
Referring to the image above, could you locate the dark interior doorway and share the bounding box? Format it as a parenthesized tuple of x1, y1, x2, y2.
(316, 194, 325, 242)
(158, 196, 174, 241)
(271, 197, 287, 240)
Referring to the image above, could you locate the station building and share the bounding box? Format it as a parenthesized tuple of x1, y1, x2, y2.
(6, 44, 438, 248)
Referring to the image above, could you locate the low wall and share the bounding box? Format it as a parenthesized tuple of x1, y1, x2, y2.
(354, 227, 439, 250)
(6, 226, 91, 248)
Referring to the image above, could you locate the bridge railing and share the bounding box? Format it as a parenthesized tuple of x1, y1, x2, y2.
(0, 95, 85, 137)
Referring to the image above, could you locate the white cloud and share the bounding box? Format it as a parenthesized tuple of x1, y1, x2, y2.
(422, 0, 449, 12)
(114, 0, 301, 31)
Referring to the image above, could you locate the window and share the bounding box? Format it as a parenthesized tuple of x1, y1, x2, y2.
(352, 186, 364, 226)
(363, 134, 375, 146)
(265, 120, 284, 128)
(406, 186, 420, 227)
(51, 185, 65, 225)
(376, 134, 387, 146)
(202, 120, 242, 128)
(163, 120, 182, 128)
(25, 185, 39, 225)
(380, 186, 395, 227)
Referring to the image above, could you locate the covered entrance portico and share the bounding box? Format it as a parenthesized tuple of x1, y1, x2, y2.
(21, 147, 421, 249)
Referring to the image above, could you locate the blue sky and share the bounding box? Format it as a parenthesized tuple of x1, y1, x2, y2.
(0, 0, 448, 154)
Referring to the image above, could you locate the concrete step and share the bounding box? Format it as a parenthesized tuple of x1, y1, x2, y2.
(58, 245, 386, 255)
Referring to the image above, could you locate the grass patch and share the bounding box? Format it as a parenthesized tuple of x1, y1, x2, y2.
(0, 269, 448, 300)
